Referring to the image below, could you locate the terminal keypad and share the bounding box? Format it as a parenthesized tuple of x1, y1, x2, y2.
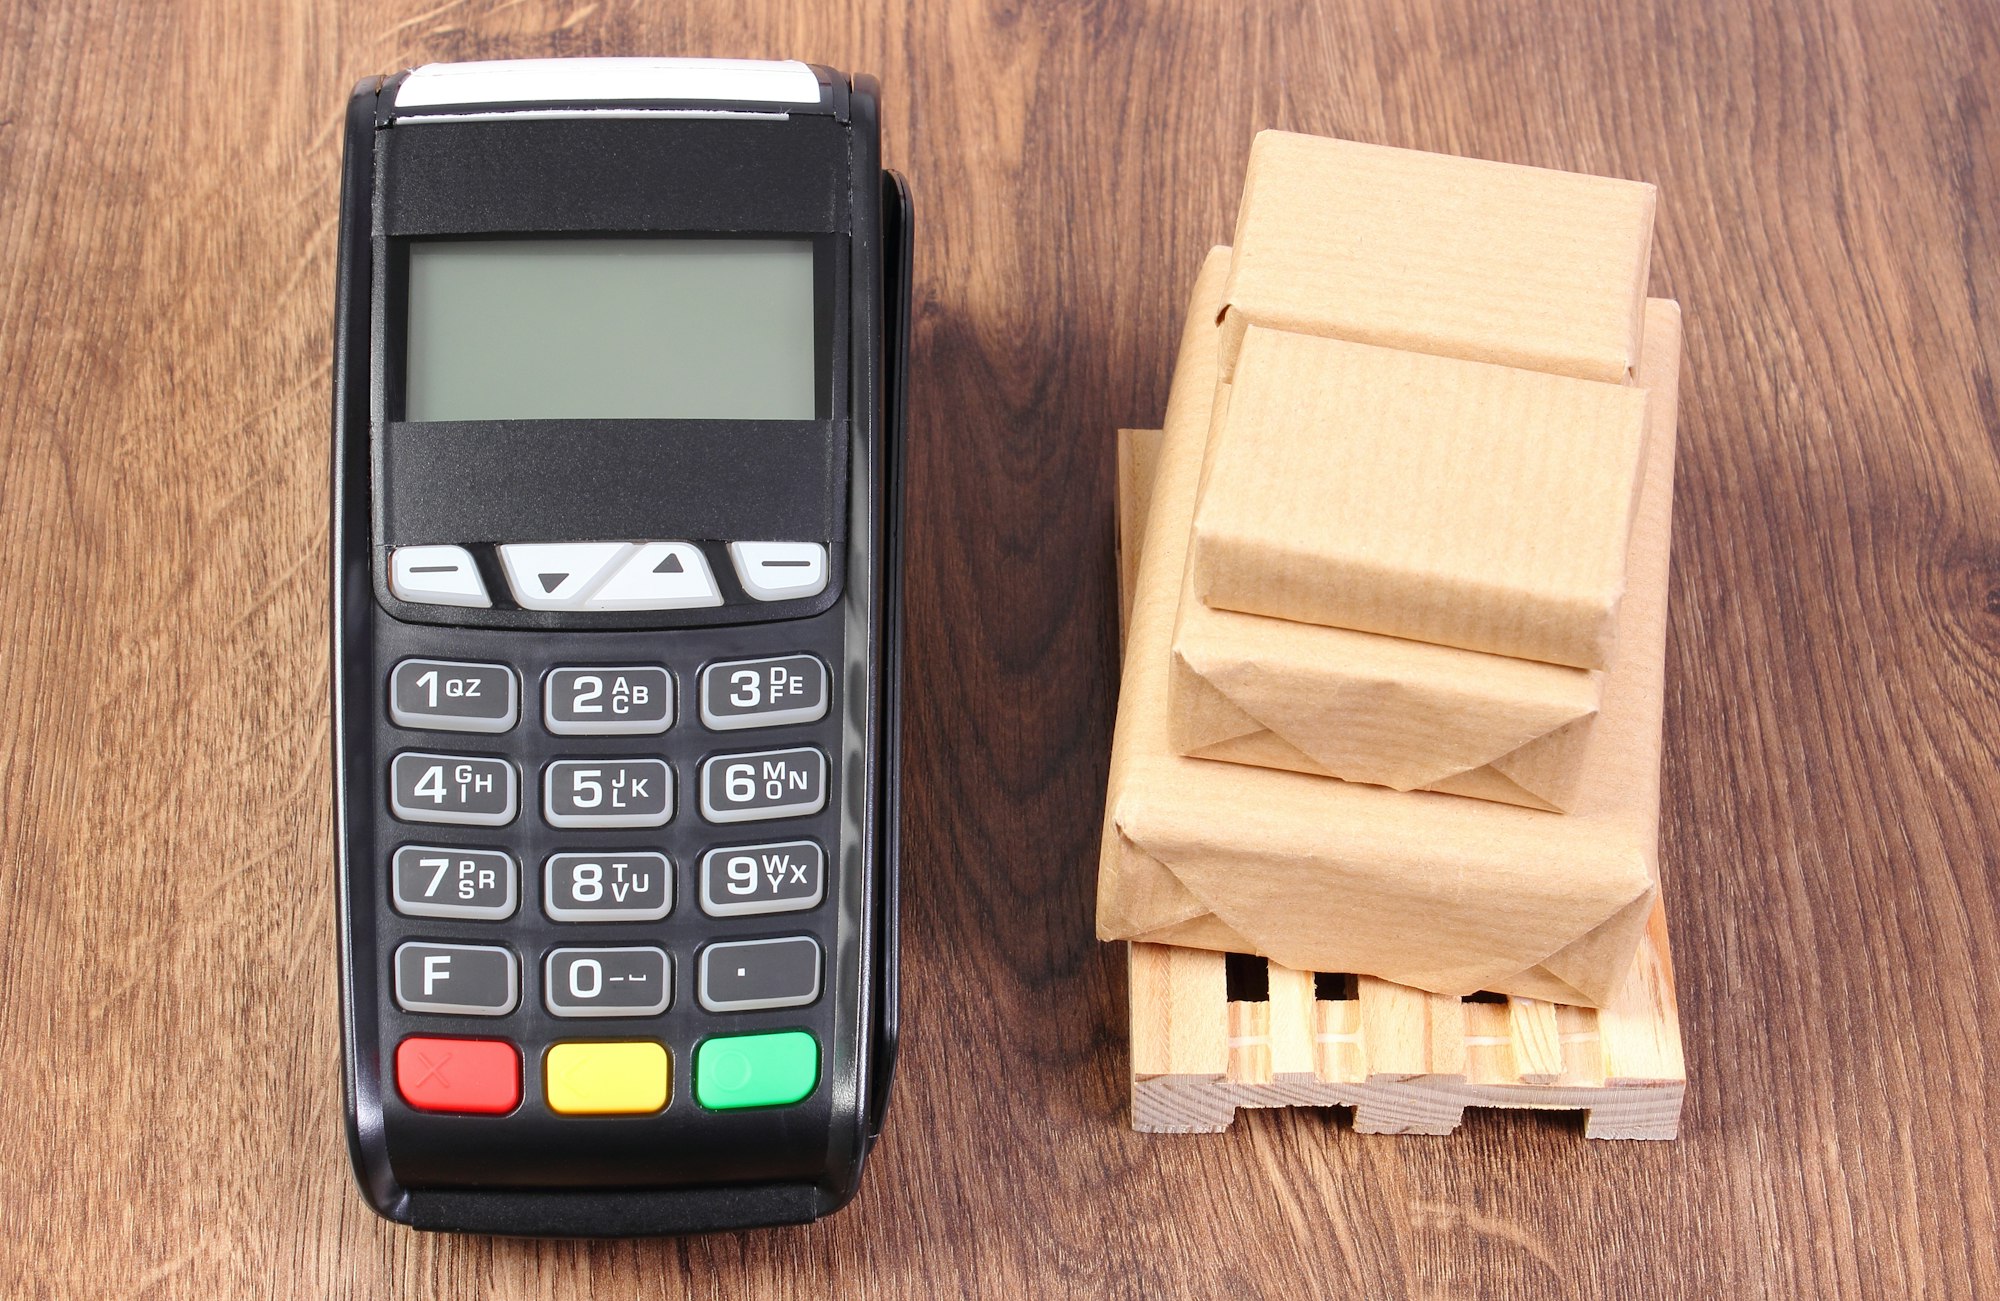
(380, 650, 835, 1118)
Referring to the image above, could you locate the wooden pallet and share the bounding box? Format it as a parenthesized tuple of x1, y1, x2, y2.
(1114, 427, 1686, 1139)
(1128, 905, 1685, 1137)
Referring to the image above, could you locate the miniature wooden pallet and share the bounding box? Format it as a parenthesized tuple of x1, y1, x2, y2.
(1114, 427, 1687, 1139)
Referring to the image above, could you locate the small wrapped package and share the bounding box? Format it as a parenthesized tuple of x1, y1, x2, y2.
(1219, 131, 1656, 385)
(1096, 248, 1683, 1005)
(1190, 327, 1651, 668)
(1169, 546, 1601, 810)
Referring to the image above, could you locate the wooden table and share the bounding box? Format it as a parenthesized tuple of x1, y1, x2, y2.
(3, 1, 1995, 1295)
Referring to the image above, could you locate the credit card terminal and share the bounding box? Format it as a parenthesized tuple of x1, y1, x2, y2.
(329, 58, 909, 1236)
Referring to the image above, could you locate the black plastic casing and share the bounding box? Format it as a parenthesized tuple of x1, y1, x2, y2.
(329, 66, 910, 1237)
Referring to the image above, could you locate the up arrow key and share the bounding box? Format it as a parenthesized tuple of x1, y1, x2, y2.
(585, 542, 722, 611)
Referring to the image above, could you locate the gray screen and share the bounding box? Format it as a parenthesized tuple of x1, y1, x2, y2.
(404, 239, 818, 421)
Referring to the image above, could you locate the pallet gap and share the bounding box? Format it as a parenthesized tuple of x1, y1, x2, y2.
(1313, 972, 1358, 1001)
(1461, 989, 1508, 1004)
(1224, 953, 1270, 1002)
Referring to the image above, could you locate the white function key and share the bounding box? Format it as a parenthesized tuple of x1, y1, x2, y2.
(497, 542, 630, 610)
(729, 542, 828, 601)
(583, 542, 722, 610)
(389, 545, 490, 608)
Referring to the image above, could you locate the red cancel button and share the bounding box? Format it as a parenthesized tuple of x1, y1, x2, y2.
(396, 1036, 520, 1115)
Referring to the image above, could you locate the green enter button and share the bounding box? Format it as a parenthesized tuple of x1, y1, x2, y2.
(694, 1030, 820, 1110)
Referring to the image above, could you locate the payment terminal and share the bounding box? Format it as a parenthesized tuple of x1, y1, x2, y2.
(329, 58, 909, 1236)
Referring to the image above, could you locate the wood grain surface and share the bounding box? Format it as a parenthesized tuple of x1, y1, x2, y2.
(3, 1, 1996, 1296)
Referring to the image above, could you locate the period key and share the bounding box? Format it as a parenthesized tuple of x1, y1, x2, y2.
(698, 937, 822, 1012)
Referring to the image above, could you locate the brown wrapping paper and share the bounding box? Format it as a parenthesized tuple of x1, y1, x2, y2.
(1190, 326, 1653, 669)
(1218, 131, 1657, 385)
(1096, 248, 1682, 1005)
(1168, 585, 1601, 811)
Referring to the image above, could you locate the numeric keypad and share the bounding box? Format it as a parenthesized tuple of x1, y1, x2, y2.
(380, 638, 839, 1124)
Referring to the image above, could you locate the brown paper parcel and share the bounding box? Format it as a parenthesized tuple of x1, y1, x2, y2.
(1191, 326, 1652, 669)
(1164, 375, 1601, 810)
(1168, 569, 1602, 811)
(1218, 131, 1657, 385)
(1168, 323, 1660, 809)
(1097, 249, 1682, 1005)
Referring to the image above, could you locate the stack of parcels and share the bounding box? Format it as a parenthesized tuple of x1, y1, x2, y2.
(1098, 132, 1682, 1006)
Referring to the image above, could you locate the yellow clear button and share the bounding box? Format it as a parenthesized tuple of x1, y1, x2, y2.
(545, 1041, 670, 1115)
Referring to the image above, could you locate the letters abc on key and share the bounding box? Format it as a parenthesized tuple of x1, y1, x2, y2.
(545, 666, 673, 735)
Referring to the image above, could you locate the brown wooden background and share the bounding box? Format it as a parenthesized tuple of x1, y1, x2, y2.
(3, 0, 1996, 1296)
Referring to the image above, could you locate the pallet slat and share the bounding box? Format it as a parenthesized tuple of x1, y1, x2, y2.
(1506, 999, 1565, 1085)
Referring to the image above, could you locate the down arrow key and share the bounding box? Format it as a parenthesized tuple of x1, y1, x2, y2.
(497, 542, 629, 610)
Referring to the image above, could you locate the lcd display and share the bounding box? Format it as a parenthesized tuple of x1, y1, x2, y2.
(404, 239, 818, 421)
